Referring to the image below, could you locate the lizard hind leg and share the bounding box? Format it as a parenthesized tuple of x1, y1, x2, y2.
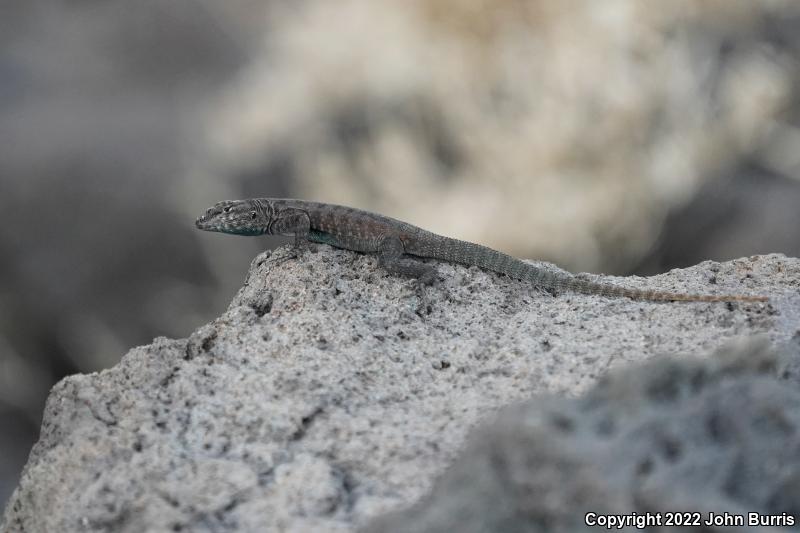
(377, 236, 437, 286)
(377, 235, 438, 315)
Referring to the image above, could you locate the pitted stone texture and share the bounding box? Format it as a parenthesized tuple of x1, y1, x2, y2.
(2, 249, 797, 532)
(364, 339, 800, 533)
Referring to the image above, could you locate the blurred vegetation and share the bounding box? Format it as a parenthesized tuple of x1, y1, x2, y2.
(2, 0, 800, 508)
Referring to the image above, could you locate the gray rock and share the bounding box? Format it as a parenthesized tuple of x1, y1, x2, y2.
(2, 248, 797, 532)
(364, 338, 800, 533)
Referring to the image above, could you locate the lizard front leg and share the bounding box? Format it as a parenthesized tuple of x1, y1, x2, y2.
(269, 209, 312, 253)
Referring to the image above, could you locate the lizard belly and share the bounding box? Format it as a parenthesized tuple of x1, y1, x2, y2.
(308, 229, 339, 246)
(308, 230, 376, 253)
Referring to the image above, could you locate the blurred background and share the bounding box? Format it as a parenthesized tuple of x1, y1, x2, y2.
(2, 0, 800, 509)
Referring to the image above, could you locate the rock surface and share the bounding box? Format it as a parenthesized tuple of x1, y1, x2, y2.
(2, 248, 797, 532)
(364, 338, 800, 533)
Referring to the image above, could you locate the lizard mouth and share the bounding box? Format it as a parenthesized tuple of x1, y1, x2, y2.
(195, 215, 216, 231)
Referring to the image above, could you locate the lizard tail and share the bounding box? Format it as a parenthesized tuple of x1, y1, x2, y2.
(417, 235, 768, 303)
(558, 276, 769, 303)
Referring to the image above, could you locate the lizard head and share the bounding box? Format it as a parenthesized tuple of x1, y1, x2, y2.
(195, 199, 271, 236)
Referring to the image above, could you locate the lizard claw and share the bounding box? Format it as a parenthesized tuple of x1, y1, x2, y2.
(414, 284, 433, 316)
(290, 240, 311, 260)
(418, 269, 437, 287)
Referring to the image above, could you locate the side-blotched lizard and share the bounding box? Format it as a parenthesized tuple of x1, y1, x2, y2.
(195, 198, 768, 303)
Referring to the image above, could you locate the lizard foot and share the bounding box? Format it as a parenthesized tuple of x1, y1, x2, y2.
(289, 241, 313, 260)
(271, 247, 297, 268)
(414, 284, 434, 316)
(414, 273, 448, 316)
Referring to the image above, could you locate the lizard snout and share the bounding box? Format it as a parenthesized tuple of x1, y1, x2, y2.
(195, 214, 211, 229)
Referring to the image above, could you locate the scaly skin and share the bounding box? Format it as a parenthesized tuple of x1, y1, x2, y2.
(195, 198, 769, 303)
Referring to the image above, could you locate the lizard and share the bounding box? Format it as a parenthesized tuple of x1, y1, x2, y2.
(195, 198, 769, 303)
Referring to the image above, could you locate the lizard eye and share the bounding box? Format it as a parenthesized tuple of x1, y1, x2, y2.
(223, 206, 231, 213)
(251, 212, 257, 219)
